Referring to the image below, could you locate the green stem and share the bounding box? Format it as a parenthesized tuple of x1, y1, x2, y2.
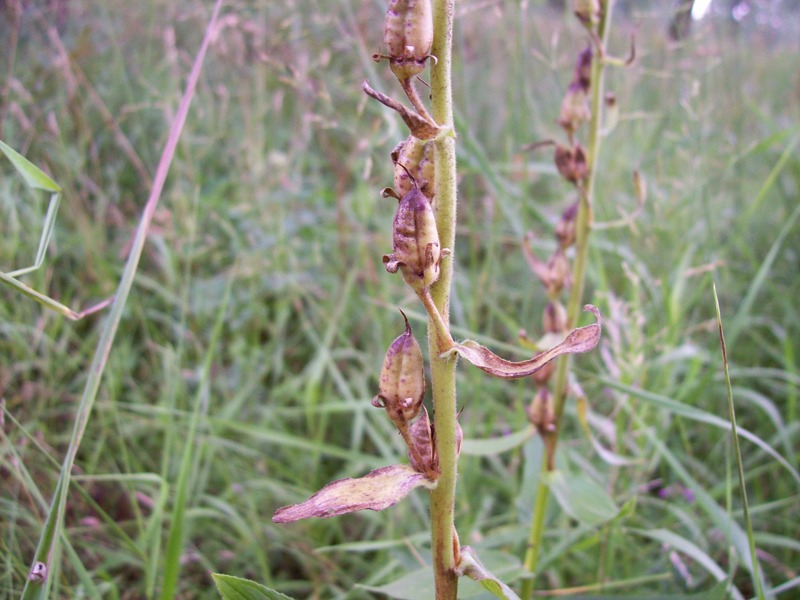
(521, 4, 615, 598)
(428, 1, 459, 599)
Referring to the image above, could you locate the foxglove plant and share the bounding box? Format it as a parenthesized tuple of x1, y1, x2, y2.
(271, 2, 602, 598)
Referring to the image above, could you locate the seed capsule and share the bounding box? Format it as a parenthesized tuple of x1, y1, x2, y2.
(384, 0, 434, 81)
(555, 202, 579, 249)
(558, 83, 591, 137)
(372, 311, 426, 428)
(392, 136, 436, 200)
(383, 178, 442, 291)
(527, 387, 556, 435)
(542, 300, 568, 335)
(554, 143, 588, 184)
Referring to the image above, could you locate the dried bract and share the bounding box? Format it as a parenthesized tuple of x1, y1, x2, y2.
(448, 305, 602, 380)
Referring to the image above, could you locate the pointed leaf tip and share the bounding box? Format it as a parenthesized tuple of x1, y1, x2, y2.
(272, 464, 436, 523)
(455, 547, 521, 600)
(451, 305, 601, 379)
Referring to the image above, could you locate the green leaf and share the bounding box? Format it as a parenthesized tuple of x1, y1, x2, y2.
(361, 551, 522, 599)
(545, 470, 619, 527)
(455, 546, 521, 600)
(0, 139, 61, 192)
(461, 426, 534, 456)
(212, 574, 297, 600)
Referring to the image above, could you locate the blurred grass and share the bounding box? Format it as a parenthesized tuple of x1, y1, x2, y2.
(1, 1, 799, 598)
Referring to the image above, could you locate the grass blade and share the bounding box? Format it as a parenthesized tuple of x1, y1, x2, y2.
(713, 283, 765, 600)
(19, 2, 223, 596)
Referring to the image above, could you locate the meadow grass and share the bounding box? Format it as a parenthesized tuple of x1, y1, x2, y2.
(1, 1, 798, 598)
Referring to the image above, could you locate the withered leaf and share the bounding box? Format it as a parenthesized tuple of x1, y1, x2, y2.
(272, 464, 436, 523)
(362, 81, 442, 140)
(449, 305, 601, 379)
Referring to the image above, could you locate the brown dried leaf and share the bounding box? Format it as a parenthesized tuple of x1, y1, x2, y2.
(450, 305, 601, 379)
(362, 80, 441, 140)
(272, 464, 436, 523)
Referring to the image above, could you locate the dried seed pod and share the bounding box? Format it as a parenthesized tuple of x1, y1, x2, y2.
(372, 311, 426, 428)
(527, 387, 556, 435)
(558, 83, 591, 137)
(573, 46, 593, 91)
(574, 0, 601, 28)
(384, 0, 434, 81)
(543, 300, 568, 335)
(383, 177, 442, 291)
(555, 201, 579, 249)
(531, 359, 556, 387)
(393, 135, 436, 199)
(554, 143, 588, 184)
(546, 249, 572, 295)
(408, 406, 435, 474)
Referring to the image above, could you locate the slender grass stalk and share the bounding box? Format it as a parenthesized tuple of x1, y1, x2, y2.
(18, 2, 222, 597)
(521, 4, 615, 598)
(428, 1, 459, 599)
(713, 283, 765, 600)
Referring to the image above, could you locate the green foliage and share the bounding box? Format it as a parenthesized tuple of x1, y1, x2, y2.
(1, 1, 798, 599)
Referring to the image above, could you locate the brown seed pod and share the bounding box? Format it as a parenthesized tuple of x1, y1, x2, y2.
(542, 300, 568, 335)
(527, 387, 556, 435)
(392, 135, 436, 199)
(554, 143, 588, 184)
(555, 201, 579, 249)
(558, 83, 591, 137)
(383, 175, 442, 291)
(383, 0, 434, 81)
(408, 406, 435, 474)
(372, 311, 426, 428)
(546, 249, 572, 296)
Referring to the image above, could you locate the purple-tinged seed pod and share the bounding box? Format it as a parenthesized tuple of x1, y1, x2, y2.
(372, 311, 426, 428)
(384, 0, 433, 81)
(383, 174, 442, 291)
(393, 135, 436, 200)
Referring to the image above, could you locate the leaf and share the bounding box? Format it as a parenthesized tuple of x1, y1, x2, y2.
(450, 305, 601, 379)
(455, 546, 522, 600)
(545, 470, 619, 527)
(461, 426, 535, 456)
(212, 574, 297, 600)
(360, 551, 522, 599)
(272, 464, 436, 523)
(0, 139, 61, 192)
(576, 396, 640, 466)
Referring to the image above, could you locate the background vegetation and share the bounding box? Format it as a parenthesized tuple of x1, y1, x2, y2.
(1, 1, 798, 598)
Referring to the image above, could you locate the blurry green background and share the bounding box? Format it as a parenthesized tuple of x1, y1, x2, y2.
(1, 1, 798, 598)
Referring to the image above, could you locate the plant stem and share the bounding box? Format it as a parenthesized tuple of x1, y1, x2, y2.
(520, 4, 615, 598)
(428, 1, 459, 599)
